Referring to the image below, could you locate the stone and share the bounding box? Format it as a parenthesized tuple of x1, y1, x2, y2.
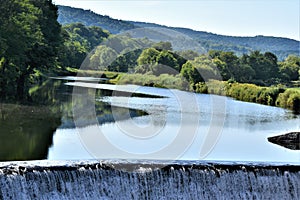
(268, 132, 300, 150)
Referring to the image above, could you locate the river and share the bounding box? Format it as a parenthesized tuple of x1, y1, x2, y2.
(0, 77, 299, 164)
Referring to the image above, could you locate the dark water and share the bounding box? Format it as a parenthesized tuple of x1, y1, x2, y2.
(0, 104, 59, 161)
(0, 78, 299, 163)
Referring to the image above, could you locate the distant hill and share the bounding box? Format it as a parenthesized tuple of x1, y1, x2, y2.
(57, 5, 299, 60)
(57, 6, 135, 34)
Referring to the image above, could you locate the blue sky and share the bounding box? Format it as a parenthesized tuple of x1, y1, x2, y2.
(53, 0, 300, 40)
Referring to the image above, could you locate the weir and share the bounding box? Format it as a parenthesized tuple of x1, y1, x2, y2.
(0, 160, 299, 199)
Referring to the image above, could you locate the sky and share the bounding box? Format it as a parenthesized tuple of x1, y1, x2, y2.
(52, 0, 300, 41)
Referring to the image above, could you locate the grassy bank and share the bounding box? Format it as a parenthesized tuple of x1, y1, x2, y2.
(195, 81, 300, 114)
(112, 72, 300, 114)
(65, 69, 300, 114)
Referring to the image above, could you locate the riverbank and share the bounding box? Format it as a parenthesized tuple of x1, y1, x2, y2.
(71, 69, 300, 114)
(194, 81, 300, 114)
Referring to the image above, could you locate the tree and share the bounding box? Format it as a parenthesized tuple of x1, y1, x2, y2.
(59, 23, 110, 69)
(0, 0, 62, 100)
(137, 48, 160, 66)
(89, 45, 118, 70)
(181, 61, 203, 84)
(136, 47, 185, 75)
(156, 51, 179, 71)
(242, 51, 279, 83)
(279, 55, 300, 81)
(108, 49, 142, 72)
(180, 55, 218, 85)
(0, 0, 42, 100)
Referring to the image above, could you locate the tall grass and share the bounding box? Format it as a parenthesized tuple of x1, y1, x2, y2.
(195, 81, 299, 113)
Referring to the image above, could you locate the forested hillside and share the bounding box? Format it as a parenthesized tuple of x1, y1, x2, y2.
(58, 6, 135, 34)
(58, 5, 299, 60)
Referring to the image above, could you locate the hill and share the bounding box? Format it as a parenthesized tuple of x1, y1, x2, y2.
(57, 6, 135, 34)
(57, 5, 299, 60)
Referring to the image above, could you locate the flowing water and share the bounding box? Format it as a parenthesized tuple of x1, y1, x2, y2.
(0, 160, 299, 199)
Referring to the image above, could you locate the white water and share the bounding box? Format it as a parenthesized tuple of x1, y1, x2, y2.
(0, 161, 299, 199)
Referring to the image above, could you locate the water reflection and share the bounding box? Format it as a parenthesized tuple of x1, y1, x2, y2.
(48, 81, 300, 163)
(0, 79, 147, 161)
(0, 104, 60, 161)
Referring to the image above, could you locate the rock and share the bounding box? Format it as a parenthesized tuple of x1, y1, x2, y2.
(268, 132, 300, 150)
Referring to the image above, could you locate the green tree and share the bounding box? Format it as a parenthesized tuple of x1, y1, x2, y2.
(136, 47, 185, 75)
(108, 49, 142, 72)
(180, 55, 218, 87)
(181, 61, 203, 84)
(242, 51, 279, 84)
(156, 51, 179, 71)
(89, 45, 118, 70)
(279, 55, 300, 81)
(59, 23, 110, 69)
(137, 47, 160, 70)
(0, 0, 62, 100)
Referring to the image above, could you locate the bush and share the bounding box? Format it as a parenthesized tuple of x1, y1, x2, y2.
(113, 73, 188, 90)
(276, 89, 300, 113)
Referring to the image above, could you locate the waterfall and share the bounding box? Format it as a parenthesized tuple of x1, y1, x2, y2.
(0, 161, 299, 199)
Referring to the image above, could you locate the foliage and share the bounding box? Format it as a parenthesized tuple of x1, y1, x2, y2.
(194, 80, 299, 113)
(0, 0, 62, 101)
(180, 55, 218, 89)
(279, 55, 300, 81)
(88, 34, 152, 72)
(241, 51, 280, 83)
(114, 73, 188, 90)
(136, 46, 186, 75)
(152, 41, 173, 51)
(89, 45, 118, 70)
(276, 89, 300, 114)
(59, 23, 110, 69)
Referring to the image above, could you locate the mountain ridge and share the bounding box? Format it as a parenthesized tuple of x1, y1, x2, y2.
(57, 5, 299, 60)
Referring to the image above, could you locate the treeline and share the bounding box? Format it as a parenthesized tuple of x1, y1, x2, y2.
(89, 39, 300, 86)
(93, 38, 300, 113)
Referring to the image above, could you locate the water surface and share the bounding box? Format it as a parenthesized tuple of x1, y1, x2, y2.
(48, 79, 300, 164)
(1, 77, 299, 163)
